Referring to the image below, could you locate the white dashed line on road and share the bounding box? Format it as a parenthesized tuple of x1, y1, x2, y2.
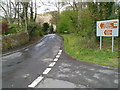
(28, 49, 62, 88)
(58, 52, 61, 55)
(59, 50, 62, 53)
(56, 55, 60, 58)
(49, 62, 56, 67)
(53, 58, 58, 61)
(42, 68, 52, 74)
(28, 76, 44, 88)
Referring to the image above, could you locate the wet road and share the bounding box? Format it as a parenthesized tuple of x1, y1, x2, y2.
(2, 34, 62, 88)
(2, 34, 118, 88)
(37, 52, 118, 88)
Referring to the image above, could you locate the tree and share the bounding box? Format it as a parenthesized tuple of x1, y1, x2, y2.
(65, 0, 79, 11)
(30, 0, 37, 22)
(39, 0, 67, 25)
(21, 1, 30, 31)
(30, 0, 34, 22)
(97, 2, 114, 20)
(34, 0, 37, 21)
(0, 1, 11, 24)
(57, 10, 77, 33)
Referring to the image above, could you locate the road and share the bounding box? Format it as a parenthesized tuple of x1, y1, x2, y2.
(2, 34, 118, 88)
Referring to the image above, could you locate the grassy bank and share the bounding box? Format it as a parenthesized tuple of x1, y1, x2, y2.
(61, 34, 118, 67)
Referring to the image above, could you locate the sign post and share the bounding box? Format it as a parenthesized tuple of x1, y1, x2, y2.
(100, 36, 102, 50)
(97, 19, 119, 52)
(112, 36, 114, 52)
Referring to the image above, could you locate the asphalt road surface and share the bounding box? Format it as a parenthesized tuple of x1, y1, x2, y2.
(2, 34, 118, 88)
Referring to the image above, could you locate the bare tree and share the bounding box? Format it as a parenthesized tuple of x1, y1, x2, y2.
(34, 0, 37, 21)
(21, 1, 29, 31)
(0, 1, 10, 23)
(30, 0, 33, 22)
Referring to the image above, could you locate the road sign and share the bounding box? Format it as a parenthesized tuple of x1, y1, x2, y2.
(103, 30, 112, 35)
(99, 21, 118, 29)
(97, 19, 119, 36)
(96, 19, 119, 52)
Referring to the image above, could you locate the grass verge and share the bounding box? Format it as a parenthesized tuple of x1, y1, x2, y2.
(61, 34, 118, 67)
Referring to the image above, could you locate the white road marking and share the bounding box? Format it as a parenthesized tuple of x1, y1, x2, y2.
(59, 50, 62, 53)
(43, 68, 52, 74)
(24, 48, 29, 51)
(28, 49, 62, 88)
(49, 62, 56, 67)
(56, 55, 60, 58)
(28, 76, 44, 88)
(58, 52, 61, 55)
(53, 58, 58, 61)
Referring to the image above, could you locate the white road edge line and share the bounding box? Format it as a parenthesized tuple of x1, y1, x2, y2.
(49, 62, 56, 67)
(28, 76, 44, 88)
(42, 68, 52, 74)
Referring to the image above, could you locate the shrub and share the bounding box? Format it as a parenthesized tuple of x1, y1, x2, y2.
(27, 22, 39, 34)
(30, 29, 44, 40)
(30, 30, 40, 40)
(61, 10, 78, 30)
(8, 24, 20, 34)
(79, 8, 94, 36)
(57, 20, 71, 33)
(57, 10, 78, 33)
(1, 22, 9, 34)
(27, 22, 43, 40)
(57, 15, 73, 33)
(2, 31, 29, 51)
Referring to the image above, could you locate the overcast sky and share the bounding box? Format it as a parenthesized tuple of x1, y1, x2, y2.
(1, 0, 120, 15)
(31, 0, 120, 14)
(32, 0, 71, 14)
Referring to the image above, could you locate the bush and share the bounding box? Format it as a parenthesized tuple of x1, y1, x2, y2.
(1, 22, 9, 34)
(57, 16, 72, 33)
(79, 8, 94, 36)
(8, 24, 20, 34)
(57, 20, 71, 33)
(57, 10, 78, 33)
(2, 31, 29, 51)
(30, 30, 40, 40)
(27, 22, 40, 34)
(27, 22, 43, 40)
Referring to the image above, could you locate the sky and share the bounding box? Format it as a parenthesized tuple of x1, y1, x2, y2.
(26, 0, 120, 14)
(32, 0, 70, 14)
(9, 0, 68, 14)
(0, 0, 58, 16)
(1, 0, 120, 16)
